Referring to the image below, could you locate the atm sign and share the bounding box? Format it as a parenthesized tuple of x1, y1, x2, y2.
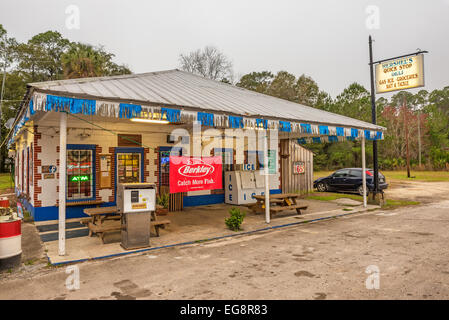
(70, 175, 90, 182)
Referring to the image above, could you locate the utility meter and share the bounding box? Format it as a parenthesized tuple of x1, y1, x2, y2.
(117, 183, 156, 250)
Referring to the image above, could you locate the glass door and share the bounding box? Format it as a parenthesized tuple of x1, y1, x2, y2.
(117, 152, 141, 184)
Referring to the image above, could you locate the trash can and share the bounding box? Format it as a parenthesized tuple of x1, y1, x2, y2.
(0, 216, 22, 270)
(0, 197, 10, 208)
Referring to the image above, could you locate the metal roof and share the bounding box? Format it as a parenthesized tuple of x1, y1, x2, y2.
(29, 69, 384, 131)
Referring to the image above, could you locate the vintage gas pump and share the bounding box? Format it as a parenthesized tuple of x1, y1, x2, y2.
(117, 183, 156, 250)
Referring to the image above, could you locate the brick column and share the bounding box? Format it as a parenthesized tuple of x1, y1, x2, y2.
(95, 146, 102, 200)
(108, 147, 115, 202)
(33, 126, 42, 207)
(154, 147, 159, 195)
(144, 148, 150, 183)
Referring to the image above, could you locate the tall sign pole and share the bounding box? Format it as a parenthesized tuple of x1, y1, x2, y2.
(368, 35, 379, 194)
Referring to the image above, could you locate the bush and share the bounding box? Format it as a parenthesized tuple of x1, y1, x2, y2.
(225, 207, 245, 231)
(156, 193, 169, 209)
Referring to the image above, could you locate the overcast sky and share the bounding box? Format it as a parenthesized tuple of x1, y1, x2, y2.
(1, 0, 448, 98)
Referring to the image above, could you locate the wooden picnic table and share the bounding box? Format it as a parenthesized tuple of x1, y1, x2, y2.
(250, 193, 308, 218)
(82, 206, 170, 243)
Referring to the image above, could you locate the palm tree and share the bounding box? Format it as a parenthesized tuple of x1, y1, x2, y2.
(61, 43, 106, 79)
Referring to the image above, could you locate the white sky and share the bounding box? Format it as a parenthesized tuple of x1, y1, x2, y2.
(1, 0, 448, 98)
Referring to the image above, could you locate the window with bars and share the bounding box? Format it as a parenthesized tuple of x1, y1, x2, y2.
(67, 146, 95, 200)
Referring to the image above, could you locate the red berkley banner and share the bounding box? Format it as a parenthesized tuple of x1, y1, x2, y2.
(169, 156, 222, 193)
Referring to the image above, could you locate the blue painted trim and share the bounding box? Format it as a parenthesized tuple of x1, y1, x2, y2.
(66, 144, 96, 203)
(183, 194, 224, 207)
(18, 200, 116, 222)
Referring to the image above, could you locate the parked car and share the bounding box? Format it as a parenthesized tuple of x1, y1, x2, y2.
(313, 168, 388, 195)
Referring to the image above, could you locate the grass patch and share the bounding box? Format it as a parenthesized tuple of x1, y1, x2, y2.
(342, 208, 353, 211)
(381, 171, 449, 182)
(0, 173, 14, 192)
(382, 199, 420, 209)
(306, 192, 362, 202)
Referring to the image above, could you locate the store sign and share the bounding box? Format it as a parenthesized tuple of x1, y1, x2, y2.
(375, 54, 425, 94)
(70, 175, 90, 182)
(42, 165, 57, 173)
(169, 156, 222, 193)
(267, 150, 276, 174)
(293, 161, 305, 174)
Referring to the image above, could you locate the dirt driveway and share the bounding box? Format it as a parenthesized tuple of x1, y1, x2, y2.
(385, 180, 449, 203)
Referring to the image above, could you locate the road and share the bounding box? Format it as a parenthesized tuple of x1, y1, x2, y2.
(1, 190, 449, 300)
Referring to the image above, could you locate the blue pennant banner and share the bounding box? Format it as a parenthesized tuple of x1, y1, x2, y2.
(119, 103, 142, 119)
(365, 130, 372, 140)
(297, 138, 307, 144)
(46, 95, 96, 115)
(161, 107, 181, 123)
(279, 121, 291, 132)
(256, 118, 268, 129)
(229, 115, 244, 128)
(351, 128, 359, 138)
(29, 99, 35, 116)
(300, 123, 312, 133)
(312, 137, 321, 143)
(336, 127, 344, 136)
(197, 112, 214, 126)
(328, 135, 338, 142)
(319, 125, 329, 135)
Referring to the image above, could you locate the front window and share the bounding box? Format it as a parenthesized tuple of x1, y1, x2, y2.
(67, 149, 94, 200)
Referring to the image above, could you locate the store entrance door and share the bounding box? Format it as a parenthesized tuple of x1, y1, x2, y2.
(116, 148, 144, 185)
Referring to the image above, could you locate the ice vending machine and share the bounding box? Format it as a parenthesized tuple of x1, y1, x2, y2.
(117, 183, 156, 250)
(224, 171, 266, 205)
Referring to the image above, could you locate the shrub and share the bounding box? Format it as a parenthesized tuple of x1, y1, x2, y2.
(225, 207, 245, 231)
(156, 193, 169, 209)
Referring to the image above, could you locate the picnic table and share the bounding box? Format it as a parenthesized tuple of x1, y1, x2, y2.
(249, 193, 308, 218)
(82, 206, 170, 243)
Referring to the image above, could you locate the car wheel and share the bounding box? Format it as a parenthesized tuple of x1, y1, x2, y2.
(317, 182, 328, 192)
(358, 185, 367, 196)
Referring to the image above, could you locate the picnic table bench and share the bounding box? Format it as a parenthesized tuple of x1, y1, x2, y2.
(82, 206, 170, 243)
(249, 193, 308, 218)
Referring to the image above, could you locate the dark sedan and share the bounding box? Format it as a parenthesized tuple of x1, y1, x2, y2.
(313, 168, 388, 195)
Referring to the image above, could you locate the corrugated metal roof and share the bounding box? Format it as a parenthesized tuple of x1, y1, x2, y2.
(29, 69, 384, 130)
